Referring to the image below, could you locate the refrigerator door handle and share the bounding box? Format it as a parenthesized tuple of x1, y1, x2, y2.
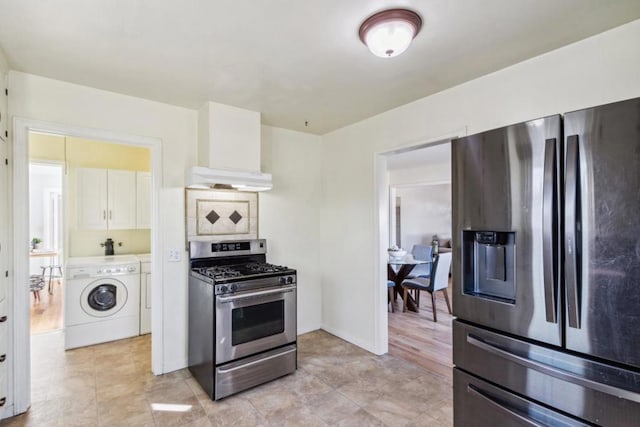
(467, 334, 640, 403)
(543, 137, 558, 323)
(466, 384, 543, 426)
(565, 135, 581, 329)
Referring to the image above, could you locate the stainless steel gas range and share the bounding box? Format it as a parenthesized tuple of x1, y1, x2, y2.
(187, 239, 297, 400)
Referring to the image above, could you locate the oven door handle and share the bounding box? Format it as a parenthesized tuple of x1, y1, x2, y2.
(217, 285, 296, 303)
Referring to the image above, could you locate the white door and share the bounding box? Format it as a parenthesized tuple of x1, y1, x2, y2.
(76, 168, 108, 230)
(107, 170, 136, 229)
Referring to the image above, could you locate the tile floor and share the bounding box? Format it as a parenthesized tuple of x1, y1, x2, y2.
(2, 330, 453, 426)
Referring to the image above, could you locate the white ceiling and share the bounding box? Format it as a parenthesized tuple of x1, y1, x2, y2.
(1, 1, 639, 135)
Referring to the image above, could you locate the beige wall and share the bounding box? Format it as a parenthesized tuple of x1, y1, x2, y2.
(30, 133, 151, 171)
(260, 125, 323, 334)
(320, 19, 640, 352)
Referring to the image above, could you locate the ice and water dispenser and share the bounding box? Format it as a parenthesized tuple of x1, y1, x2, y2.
(462, 231, 516, 303)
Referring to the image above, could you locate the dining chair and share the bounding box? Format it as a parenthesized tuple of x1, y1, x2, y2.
(401, 252, 452, 321)
(406, 244, 432, 279)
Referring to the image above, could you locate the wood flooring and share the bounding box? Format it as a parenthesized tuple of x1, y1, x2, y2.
(30, 278, 64, 334)
(387, 282, 454, 380)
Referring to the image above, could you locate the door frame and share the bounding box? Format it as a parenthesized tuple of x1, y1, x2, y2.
(372, 129, 462, 354)
(11, 117, 164, 414)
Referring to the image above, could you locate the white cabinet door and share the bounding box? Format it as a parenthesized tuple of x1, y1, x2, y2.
(0, 299, 8, 417)
(107, 170, 136, 230)
(76, 168, 108, 230)
(136, 172, 151, 229)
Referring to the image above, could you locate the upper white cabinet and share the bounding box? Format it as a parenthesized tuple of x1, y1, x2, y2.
(76, 168, 136, 230)
(136, 172, 151, 229)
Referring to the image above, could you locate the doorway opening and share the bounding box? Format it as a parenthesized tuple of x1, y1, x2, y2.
(12, 118, 163, 415)
(381, 140, 455, 379)
(28, 161, 64, 334)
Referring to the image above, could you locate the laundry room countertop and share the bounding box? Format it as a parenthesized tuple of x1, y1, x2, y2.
(66, 254, 140, 267)
(136, 253, 151, 263)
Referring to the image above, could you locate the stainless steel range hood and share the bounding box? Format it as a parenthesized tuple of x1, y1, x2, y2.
(186, 101, 273, 192)
(185, 166, 273, 191)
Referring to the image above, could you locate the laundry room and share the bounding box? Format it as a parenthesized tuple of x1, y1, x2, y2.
(28, 131, 152, 350)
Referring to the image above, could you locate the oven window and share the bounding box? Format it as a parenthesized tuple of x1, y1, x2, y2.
(231, 300, 285, 345)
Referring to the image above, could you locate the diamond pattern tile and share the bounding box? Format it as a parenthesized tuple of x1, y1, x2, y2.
(206, 210, 220, 224)
(229, 210, 242, 224)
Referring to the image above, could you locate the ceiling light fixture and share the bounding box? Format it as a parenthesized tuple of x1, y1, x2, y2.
(359, 9, 422, 58)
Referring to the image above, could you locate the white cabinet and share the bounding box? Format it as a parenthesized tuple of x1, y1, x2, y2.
(76, 168, 136, 230)
(140, 260, 151, 334)
(107, 170, 137, 229)
(0, 299, 7, 416)
(136, 172, 151, 229)
(76, 168, 108, 230)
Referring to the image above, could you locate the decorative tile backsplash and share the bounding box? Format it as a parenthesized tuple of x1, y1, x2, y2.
(196, 199, 250, 235)
(185, 189, 258, 242)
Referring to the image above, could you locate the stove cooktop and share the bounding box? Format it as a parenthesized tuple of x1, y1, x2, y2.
(193, 262, 293, 281)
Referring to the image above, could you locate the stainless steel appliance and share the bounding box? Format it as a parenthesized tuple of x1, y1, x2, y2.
(452, 97, 640, 426)
(188, 239, 297, 400)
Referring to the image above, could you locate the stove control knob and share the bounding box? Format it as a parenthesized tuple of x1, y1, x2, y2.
(220, 285, 228, 293)
(279, 277, 287, 285)
(230, 284, 238, 292)
(287, 276, 294, 284)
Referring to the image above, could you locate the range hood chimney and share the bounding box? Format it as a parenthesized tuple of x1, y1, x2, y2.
(186, 101, 273, 191)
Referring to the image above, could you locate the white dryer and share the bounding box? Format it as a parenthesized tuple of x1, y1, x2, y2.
(65, 255, 140, 350)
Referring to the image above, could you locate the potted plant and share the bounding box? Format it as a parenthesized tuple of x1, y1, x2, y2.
(31, 237, 42, 250)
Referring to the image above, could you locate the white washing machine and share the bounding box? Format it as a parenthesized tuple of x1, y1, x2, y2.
(65, 255, 140, 350)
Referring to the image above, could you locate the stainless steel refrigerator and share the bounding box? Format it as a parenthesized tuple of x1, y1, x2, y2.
(452, 97, 640, 426)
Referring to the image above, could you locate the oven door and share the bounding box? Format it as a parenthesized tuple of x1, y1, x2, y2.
(215, 284, 296, 364)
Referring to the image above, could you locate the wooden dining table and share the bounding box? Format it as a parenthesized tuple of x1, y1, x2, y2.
(388, 256, 431, 312)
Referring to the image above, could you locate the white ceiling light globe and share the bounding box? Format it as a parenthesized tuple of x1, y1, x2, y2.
(365, 20, 415, 58)
(359, 9, 422, 59)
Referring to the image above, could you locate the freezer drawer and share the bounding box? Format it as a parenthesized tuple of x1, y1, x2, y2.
(454, 369, 587, 426)
(454, 320, 640, 426)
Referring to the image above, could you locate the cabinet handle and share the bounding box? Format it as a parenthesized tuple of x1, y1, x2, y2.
(0, 397, 5, 406)
(103, 210, 106, 220)
(0, 354, 5, 362)
(0, 316, 7, 322)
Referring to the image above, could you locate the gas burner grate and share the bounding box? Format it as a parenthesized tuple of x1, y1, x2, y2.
(245, 263, 289, 274)
(196, 266, 242, 279)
